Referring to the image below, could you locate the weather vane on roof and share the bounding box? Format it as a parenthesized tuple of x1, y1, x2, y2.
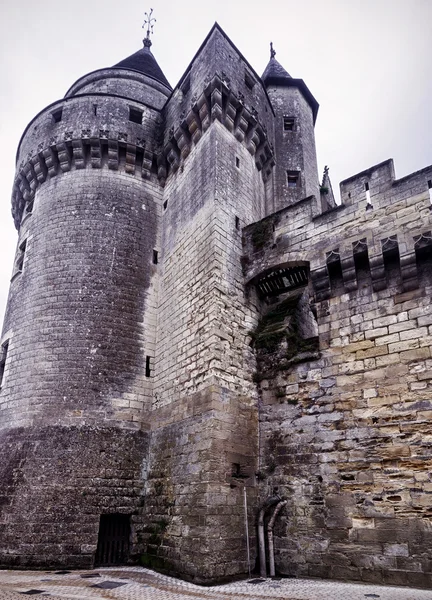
(270, 42, 276, 59)
(142, 8, 156, 47)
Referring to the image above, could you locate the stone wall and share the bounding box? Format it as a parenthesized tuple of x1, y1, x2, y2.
(0, 73, 164, 566)
(242, 159, 432, 586)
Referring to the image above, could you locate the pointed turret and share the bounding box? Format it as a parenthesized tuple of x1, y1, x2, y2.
(262, 42, 291, 85)
(262, 42, 320, 210)
(113, 38, 171, 90)
(320, 165, 337, 211)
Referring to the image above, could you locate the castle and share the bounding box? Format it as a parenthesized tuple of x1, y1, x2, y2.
(1, 20, 432, 588)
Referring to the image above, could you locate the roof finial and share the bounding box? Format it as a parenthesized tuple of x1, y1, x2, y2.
(142, 8, 156, 48)
(270, 42, 276, 59)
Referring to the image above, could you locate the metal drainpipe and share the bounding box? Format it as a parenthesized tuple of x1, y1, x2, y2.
(267, 500, 287, 577)
(258, 496, 280, 578)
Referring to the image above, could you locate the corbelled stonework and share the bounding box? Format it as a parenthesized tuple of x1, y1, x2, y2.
(1, 22, 431, 589)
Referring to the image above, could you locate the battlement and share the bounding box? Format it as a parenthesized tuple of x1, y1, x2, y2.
(12, 94, 162, 228)
(242, 159, 432, 301)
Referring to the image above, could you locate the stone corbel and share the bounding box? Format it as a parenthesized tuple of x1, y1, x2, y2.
(210, 87, 223, 123)
(23, 161, 38, 196)
(32, 153, 48, 184)
(400, 252, 419, 291)
(225, 95, 237, 133)
(369, 254, 386, 292)
(166, 146, 180, 173)
(186, 108, 202, 145)
(311, 266, 331, 302)
(89, 138, 101, 169)
(125, 144, 136, 174)
(17, 173, 31, 203)
(174, 126, 191, 160)
(157, 154, 167, 185)
(42, 147, 59, 178)
(107, 139, 119, 170)
(197, 93, 211, 132)
(56, 142, 72, 173)
(340, 254, 357, 292)
(142, 150, 153, 179)
(72, 139, 86, 169)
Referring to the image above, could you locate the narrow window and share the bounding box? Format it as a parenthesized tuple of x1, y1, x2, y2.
(231, 463, 241, 477)
(129, 107, 143, 125)
(16, 239, 27, 274)
(163, 200, 168, 211)
(181, 73, 191, 94)
(245, 71, 255, 90)
(145, 356, 151, 378)
(235, 157, 240, 169)
(365, 181, 372, 208)
(0, 341, 9, 388)
(283, 117, 295, 131)
(153, 250, 158, 264)
(93, 104, 98, 116)
(287, 171, 300, 188)
(235, 216, 240, 230)
(52, 108, 63, 123)
(25, 199, 34, 214)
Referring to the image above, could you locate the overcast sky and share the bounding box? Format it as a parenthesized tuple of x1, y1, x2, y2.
(0, 0, 431, 325)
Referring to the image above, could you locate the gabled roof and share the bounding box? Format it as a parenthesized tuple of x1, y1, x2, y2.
(113, 42, 172, 90)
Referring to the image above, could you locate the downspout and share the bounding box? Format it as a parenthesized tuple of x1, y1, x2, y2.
(258, 495, 280, 578)
(267, 500, 287, 577)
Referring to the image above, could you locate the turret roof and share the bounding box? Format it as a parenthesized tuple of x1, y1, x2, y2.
(261, 57, 292, 84)
(113, 42, 171, 90)
(261, 43, 319, 124)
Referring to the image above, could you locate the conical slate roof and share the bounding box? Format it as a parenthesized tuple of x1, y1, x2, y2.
(113, 41, 171, 89)
(262, 57, 291, 85)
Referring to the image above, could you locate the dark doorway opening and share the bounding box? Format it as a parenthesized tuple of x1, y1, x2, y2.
(95, 514, 130, 566)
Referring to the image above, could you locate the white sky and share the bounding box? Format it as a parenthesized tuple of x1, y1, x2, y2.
(0, 0, 431, 326)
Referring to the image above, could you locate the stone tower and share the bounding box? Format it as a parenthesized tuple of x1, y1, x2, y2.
(0, 29, 170, 569)
(2, 21, 432, 589)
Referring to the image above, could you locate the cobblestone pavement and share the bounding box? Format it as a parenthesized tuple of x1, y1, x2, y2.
(0, 567, 431, 600)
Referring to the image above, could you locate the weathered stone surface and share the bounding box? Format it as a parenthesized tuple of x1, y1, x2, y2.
(1, 20, 432, 590)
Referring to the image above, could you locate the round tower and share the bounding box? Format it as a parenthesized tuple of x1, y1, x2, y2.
(262, 45, 320, 211)
(0, 33, 170, 568)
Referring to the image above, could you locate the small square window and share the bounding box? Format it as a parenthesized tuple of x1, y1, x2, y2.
(129, 107, 143, 125)
(283, 117, 295, 131)
(52, 108, 63, 123)
(287, 171, 300, 188)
